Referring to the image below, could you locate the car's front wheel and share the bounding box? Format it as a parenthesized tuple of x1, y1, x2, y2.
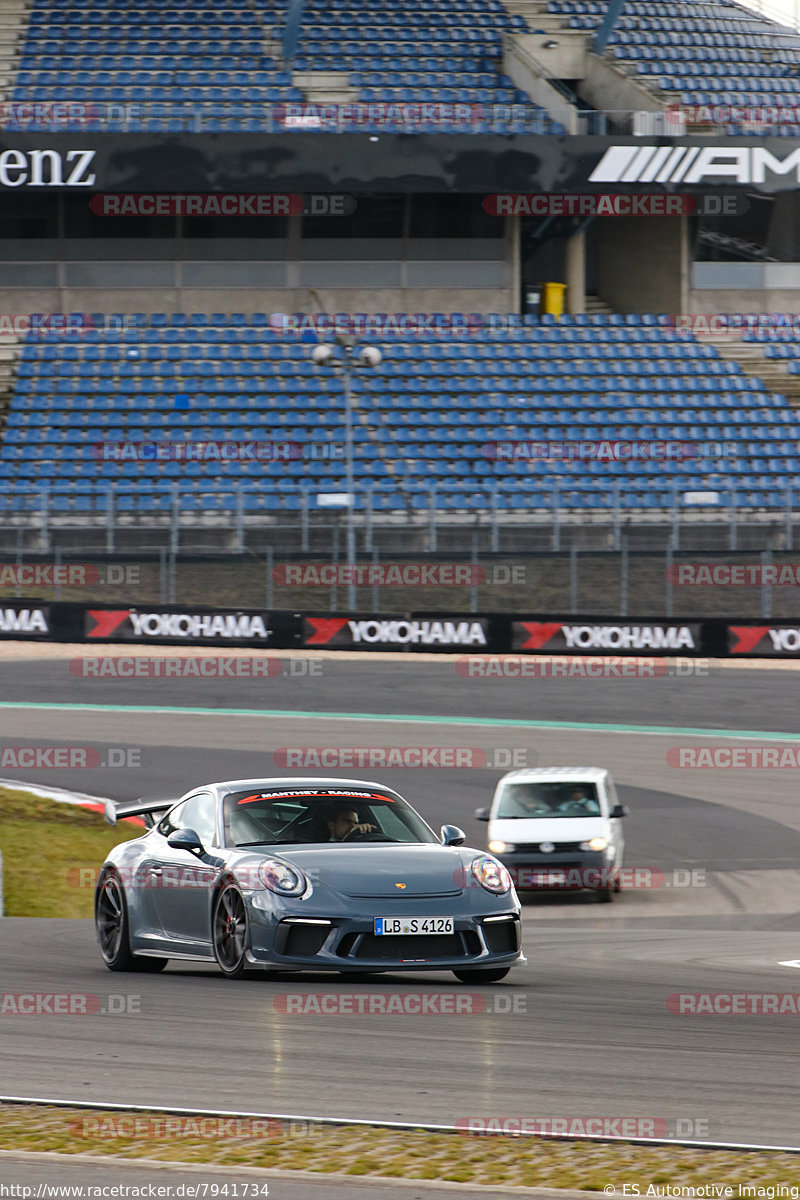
(452, 968, 510, 984)
(95, 869, 168, 972)
(212, 884, 249, 979)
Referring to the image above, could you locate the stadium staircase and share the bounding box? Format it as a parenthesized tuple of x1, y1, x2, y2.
(695, 332, 800, 407)
(543, 0, 800, 124)
(0, 0, 28, 99)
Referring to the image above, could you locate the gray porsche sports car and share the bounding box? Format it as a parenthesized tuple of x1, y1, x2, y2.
(95, 777, 525, 982)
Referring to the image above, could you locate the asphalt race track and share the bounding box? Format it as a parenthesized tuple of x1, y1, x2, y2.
(1, 649, 800, 1157)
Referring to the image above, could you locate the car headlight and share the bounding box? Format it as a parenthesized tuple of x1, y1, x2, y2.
(580, 837, 608, 852)
(488, 840, 514, 854)
(258, 858, 307, 896)
(471, 855, 512, 894)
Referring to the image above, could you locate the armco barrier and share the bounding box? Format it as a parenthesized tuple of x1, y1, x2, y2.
(1, 602, 799, 657)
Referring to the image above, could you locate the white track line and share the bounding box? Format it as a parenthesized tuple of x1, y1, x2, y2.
(0, 1096, 798, 1154)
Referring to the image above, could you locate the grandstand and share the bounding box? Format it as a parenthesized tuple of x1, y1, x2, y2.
(0, 0, 799, 536)
(548, 0, 800, 126)
(1, 313, 797, 520)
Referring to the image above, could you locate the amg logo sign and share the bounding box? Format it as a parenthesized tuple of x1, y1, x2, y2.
(0, 149, 96, 187)
(589, 145, 800, 185)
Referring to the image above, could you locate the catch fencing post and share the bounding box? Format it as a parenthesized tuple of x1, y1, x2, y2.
(266, 547, 274, 610)
(612, 480, 621, 551)
(428, 487, 437, 552)
(760, 544, 773, 620)
(371, 544, 380, 611)
(785, 484, 793, 551)
(665, 539, 674, 618)
(331, 522, 339, 611)
(470, 532, 479, 614)
(671, 482, 680, 551)
(39, 485, 50, 554)
(301, 489, 310, 552)
(620, 534, 629, 617)
(569, 544, 578, 613)
(552, 480, 561, 551)
(234, 486, 244, 553)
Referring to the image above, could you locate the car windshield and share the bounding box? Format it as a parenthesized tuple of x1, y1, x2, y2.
(222, 787, 440, 847)
(495, 781, 601, 819)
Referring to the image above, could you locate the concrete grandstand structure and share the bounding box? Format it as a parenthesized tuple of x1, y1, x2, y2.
(0, 0, 798, 528)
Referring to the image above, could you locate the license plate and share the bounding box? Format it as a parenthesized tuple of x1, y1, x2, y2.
(533, 871, 566, 886)
(374, 916, 454, 935)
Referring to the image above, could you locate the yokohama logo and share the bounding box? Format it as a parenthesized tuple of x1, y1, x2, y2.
(85, 609, 271, 641)
(304, 616, 488, 648)
(513, 621, 697, 652)
(589, 145, 800, 185)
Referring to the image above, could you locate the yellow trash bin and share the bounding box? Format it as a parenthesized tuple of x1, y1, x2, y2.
(541, 281, 567, 318)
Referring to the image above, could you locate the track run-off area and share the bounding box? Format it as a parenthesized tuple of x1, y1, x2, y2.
(1, 645, 799, 1148)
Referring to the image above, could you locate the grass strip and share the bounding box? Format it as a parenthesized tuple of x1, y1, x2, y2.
(0, 786, 141, 917)
(0, 1105, 797, 1189)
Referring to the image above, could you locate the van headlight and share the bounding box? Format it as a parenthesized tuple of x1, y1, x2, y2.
(471, 855, 512, 894)
(488, 840, 514, 853)
(580, 837, 608, 852)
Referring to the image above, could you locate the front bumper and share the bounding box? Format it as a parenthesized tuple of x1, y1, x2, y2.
(246, 906, 524, 972)
(497, 851, 618, 892)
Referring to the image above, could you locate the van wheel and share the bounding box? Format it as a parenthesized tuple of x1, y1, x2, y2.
(596, 882, 614, 903)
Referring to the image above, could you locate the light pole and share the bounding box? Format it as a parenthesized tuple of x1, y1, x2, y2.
(310, 341, 382, 612)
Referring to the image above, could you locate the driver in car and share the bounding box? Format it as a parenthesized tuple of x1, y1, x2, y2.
(560, 786, 597, 813)
(326, 807, 377, 841)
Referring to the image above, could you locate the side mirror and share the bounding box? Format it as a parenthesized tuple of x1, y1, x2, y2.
(474, 807, 491, 822)
(611, 804, 628, 819)
(167, 828, 204, 852)
(441, 824, 466, 846)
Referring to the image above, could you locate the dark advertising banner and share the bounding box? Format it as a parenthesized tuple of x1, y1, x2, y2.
(0, 136, 799, 193)
(512, 619, 704, 655)
(83, 606, 298, 646)
(303, 614, 496, 652)
(726, 624, 800, 656)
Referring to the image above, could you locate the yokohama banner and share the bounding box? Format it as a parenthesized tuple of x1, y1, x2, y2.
(1, 602, 799, 656)
(82, 606, 295, 646)
(726, 624, 800, 656)
(302, 614, 495, 651)
(512, 619, 703, 654)
(0, 604, 52, 639)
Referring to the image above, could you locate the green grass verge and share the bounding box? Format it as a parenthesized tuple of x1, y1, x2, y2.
(0, 786, 142, 917)
(0, 1105, 797, 1189)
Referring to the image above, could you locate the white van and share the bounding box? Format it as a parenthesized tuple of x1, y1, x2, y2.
(476, 767, 628, 902)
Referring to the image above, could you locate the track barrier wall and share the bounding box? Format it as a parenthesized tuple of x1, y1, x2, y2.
(0, 601, 799, 656)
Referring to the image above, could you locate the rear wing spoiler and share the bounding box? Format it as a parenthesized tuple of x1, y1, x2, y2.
(104, 796, 177, 828)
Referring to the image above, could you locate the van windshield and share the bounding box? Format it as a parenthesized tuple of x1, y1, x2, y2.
(495, 782, 601, 819)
